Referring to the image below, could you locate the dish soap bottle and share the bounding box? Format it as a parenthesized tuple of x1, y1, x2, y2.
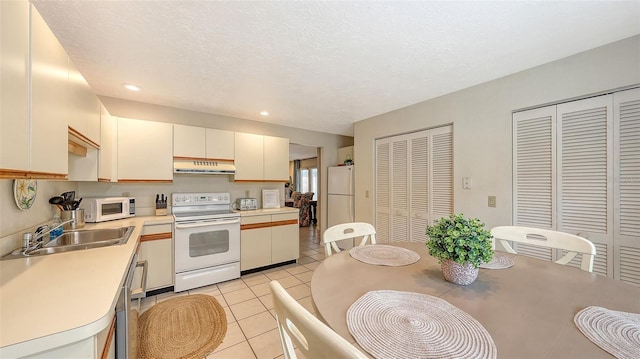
(50, 212, 63, 240)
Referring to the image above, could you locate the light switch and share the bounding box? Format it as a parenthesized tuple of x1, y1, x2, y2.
(488, 196, 497, 208)
(365, 190, 369, 198)
(462, 177, 472, 189)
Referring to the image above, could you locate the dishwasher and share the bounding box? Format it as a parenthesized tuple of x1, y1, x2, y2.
(116, 252, 147, 359)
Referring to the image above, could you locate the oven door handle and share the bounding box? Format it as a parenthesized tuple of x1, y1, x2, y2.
(175, 218, 240, 229)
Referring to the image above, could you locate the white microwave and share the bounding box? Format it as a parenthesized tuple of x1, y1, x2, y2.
(81, 197, 135, 223)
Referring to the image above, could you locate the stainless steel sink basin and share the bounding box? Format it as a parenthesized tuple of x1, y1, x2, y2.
(1, 226, 134, 260)
(45, 227, 132, 247)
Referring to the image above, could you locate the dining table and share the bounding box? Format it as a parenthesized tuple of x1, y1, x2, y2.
(310, 242, 640, 358)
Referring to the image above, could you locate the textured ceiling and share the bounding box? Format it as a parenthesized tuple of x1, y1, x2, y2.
(32, 1, 640, 136)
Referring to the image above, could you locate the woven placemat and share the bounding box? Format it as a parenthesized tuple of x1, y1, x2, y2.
(138, 294, 227, 359)
(349, 244, 420, 266)
(479, 254, 514, 269)
(574, 306, 640, 359)
(347, 290, 497, 359)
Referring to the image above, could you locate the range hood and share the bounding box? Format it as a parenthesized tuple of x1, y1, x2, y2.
(173, 160, 236, 175)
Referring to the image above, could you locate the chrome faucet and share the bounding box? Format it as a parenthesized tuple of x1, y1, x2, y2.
(22, 218, 75, 252)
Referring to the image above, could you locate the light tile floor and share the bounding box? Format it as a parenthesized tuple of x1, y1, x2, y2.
(138, 225, 324, 359)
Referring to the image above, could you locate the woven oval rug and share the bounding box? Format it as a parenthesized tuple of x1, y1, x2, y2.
(138, 294, 227, 359)
(347, 290, 497, 359)
(574, 306, 640, 359)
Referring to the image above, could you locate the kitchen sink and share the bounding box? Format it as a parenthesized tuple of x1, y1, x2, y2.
(45, 227, 133, 247)
(1, 226, 134, 260)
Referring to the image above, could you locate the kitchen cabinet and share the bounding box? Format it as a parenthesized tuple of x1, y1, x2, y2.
(67, 60, 101, 147)
(68, 103, 115, 182)
(117, 117, 173, 182)
(234, 132, 289, 181)
(240, 211, 299, 271)
(30, 4, 69, 177)
(138, 223, 173, 291)
(98, 105, 117, 182)
(0, 2, 68, 179)
(22, 314, 115, 359)
(173, 124, 234, 160)
(0, 0, 30, 174)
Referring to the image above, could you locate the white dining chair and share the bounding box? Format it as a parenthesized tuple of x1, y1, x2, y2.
(323, 222, 377, 257)
(270, 280, 369, 359)
(490, 226, 596, 272)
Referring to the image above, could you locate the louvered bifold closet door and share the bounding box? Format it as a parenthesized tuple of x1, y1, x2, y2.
(375, 141, 391, 243)
(557, 96, 613, 276)
(512, 107, 556, 261)
(391, 138, 410, 242)
(430, 126, 453, 225)
(613, 88, 640, 286)
(410, 134, 429, 242)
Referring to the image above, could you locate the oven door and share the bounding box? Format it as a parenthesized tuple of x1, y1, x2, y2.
(174, 217, 240, 273)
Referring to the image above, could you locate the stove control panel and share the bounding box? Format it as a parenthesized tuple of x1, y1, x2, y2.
(172, 193, 231, 206)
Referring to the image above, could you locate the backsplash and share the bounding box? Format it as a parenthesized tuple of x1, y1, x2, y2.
(1, 175, 285, 256)
(1, 179, 77, 255)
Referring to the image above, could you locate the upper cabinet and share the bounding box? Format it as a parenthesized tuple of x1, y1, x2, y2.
(263, 135, 289, 181)
(68, 103, 115, 182)
(0, 0, 30, 175)
(118, 117, 173, 182)
(173, 124, 234, 160)
(98, 105, 117, 182)
(30, 3, 69, 177)
(234, 132, 288, 181)
(1, 2, 101, 179)
(67, 60, 101, 147)
(0, 2, 68, 178)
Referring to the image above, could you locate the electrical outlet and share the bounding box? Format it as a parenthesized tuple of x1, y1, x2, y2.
(245, 190, 251, 197)
(462, 177, 472, 189)
(488, 196, 497, 208)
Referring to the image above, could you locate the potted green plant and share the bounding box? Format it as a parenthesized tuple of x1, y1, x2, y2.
(426, 213, 494, 285)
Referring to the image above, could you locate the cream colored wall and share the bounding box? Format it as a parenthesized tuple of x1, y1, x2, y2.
(0, 180, 77, 255)
(353, 35, 640, 230)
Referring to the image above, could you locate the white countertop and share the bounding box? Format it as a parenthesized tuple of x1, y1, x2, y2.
(0, 215, 173, 358)
(236, 207, 299, 217)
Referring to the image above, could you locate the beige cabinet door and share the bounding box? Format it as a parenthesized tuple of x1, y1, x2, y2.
(271, 223, 299, 264)
(240, 227, 271, 271)
(30, 4, 68, 176)
(117, 117, 173, 181)
(264, 135, 289, 181)
(0, 0, 30, 173)
(234, 132, 264, 180)
(173, 124, 206, 158)
(137, 224, 173, 291)
(140, 238, 173, 290)
(205, 128, 234, 160)
(98, 105, 117, 182)
(67, 60, 101, 146)
(271, 212, 299, 263)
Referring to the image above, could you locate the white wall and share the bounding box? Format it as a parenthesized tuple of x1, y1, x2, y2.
(353, 35, 640, 230)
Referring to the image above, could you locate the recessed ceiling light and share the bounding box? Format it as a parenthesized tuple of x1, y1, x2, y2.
(122, 83, 141, 91)
(260, 111, 269, 116)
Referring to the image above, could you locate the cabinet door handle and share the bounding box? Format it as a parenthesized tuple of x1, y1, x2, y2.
(131, 260, 148, 300)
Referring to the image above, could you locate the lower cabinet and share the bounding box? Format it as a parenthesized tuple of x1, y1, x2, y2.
(138, 223, 173, 291)
(23, 314, 115, 359)
(240, 212, 299, 271)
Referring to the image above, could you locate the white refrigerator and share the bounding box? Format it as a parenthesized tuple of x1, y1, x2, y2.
(327, 165, 355, 249)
